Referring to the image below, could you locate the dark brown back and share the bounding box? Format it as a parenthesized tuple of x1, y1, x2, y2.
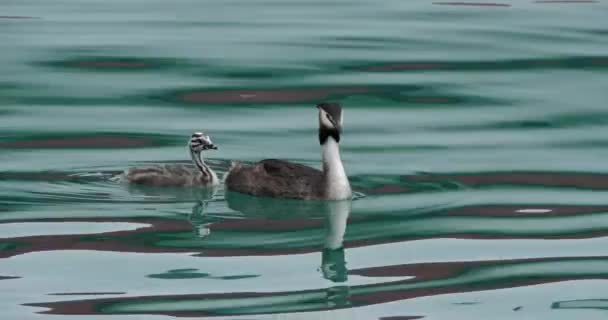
(225, 159, 324, 199)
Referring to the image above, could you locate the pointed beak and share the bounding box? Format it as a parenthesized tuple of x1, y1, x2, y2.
(209, 144, 218, 150)
(328, 119, 342, 133)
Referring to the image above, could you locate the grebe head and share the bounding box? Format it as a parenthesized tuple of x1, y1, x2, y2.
(317, 102, 343, 144)
(189, 132, 218, 152)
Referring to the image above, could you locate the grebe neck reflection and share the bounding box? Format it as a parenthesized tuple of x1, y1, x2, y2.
(321, 200, 351, 283)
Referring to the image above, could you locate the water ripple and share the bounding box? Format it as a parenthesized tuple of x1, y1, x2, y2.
(25, 256, 608, 317)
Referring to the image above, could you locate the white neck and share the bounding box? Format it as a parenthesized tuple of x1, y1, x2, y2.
(321, 137, 352, 200)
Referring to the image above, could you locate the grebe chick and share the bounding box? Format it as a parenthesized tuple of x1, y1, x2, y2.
(122, 132, 219, 187)
(225, 102, 351, 200)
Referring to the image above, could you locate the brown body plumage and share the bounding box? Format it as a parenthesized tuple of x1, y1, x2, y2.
(225, 103, 352, 200)
(225, 159, 324, 200)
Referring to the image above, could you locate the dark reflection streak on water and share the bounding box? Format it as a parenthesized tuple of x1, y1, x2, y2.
(349, 56, 608, 72)
(356, 171, 608, 196)
(0, 217, 195, 259)
(432, 2, 511, 6)
(349, 256, 591, 278)
(48, 292, 126, 296)
(404, 172, 608, 190)
(445, 205, 608, 217)
(37, 55, 322, 79)
(208, 218, 323, 231)
(37, 56, 188, 72)
(147, 268, 259, 281)
(5, 83, 506, 107)
(0, 16, 41, 19)
(0, 172, 88, 182)
(435, 112, 608, 131)
(0, 137, 152, 149)
(149, 84, 504, 107)
(0, 276, 20, 280)
(0, 133, 176, 149)
(346, 142, 608, 153)
(240, 1, 360, 6)
(301, 36, 436, 50)
(25, 256, 608, 317)
(163, 87, 374, 104)
(3, 203, 607, 259)
(11, 96, 125, 107)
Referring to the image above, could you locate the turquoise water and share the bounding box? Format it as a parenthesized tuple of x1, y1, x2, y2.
(2, 0, 608, 319)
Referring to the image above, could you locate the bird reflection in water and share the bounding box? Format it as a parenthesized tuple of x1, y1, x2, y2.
(125, 184, 219, 239)
(188, 199, 213, 239)
(319, 200, 352, 311)
(321, 200, 351, 283)
(225, 192, 351, 282)
(225, 191, 353, 309)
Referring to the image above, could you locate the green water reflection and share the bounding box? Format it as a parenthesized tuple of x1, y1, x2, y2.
(3, 0, 608, 319)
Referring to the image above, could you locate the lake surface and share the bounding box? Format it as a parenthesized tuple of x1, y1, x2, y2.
(2, 0, 608, 319)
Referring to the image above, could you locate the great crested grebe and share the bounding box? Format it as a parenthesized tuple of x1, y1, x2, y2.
(225, 102, 351, 200)
(119, 132, 219, 187)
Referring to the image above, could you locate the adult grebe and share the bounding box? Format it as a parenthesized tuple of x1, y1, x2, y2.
(120, 132, 219, 187)
(225, 102, 351, 200)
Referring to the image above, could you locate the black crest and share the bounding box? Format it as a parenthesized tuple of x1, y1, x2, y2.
(317, 102, 342, 122)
